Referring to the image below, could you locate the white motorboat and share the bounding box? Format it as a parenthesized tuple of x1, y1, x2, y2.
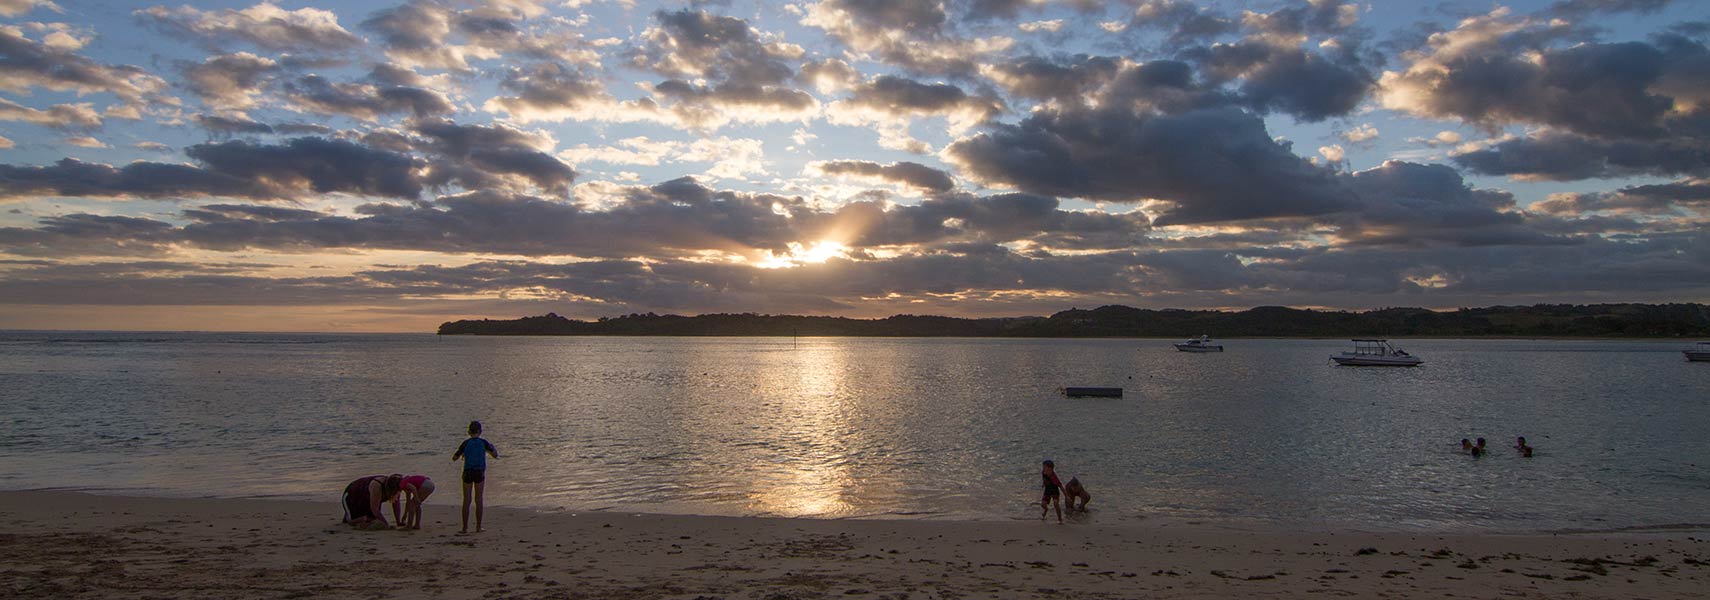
(1686, 342, 1710, 362)
(1173, 335, 1223, 352)
(1332, 339, 1422, 366)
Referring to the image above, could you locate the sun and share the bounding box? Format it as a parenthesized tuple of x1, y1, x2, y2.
(754, 240, 847, 269)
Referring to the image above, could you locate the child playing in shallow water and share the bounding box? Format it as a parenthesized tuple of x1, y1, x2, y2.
(1039, 460, 1064, 524)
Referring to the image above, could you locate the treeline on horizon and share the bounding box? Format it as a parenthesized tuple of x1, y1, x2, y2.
(437, 303, 1710, 338)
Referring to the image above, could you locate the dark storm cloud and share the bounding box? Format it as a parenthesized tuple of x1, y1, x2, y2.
(946, 106, 1354, 225)
(1452, 131, 1710, 180)
(409, 120, 576, 196)
(815, 160, 955, 193)
(283, 74, 454, 120)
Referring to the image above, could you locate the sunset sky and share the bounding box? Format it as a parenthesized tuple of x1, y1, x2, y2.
(0, 0, 1706, 331)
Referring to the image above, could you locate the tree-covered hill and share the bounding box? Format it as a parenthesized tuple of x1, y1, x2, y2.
(438, 303, 1710, 338)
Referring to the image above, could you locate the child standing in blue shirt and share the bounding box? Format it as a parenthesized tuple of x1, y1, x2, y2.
(452, 420, 499, 533)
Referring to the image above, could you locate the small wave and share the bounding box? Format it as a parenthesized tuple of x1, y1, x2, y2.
(1544, 522, 1710, 535)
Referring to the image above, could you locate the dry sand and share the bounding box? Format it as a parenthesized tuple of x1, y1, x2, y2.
(2, 491, 1705, 599)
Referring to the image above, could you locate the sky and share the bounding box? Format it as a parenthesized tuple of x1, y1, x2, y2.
(0, 0, 1706, 332)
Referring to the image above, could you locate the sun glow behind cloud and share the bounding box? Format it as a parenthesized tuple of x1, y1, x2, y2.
(753, 240, 847, 269)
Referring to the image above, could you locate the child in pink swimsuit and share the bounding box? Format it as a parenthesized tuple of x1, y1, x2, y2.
(396, 475, 435, 529)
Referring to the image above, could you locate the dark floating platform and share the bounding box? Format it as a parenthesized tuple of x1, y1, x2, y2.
(1063, 387, 1123, 398)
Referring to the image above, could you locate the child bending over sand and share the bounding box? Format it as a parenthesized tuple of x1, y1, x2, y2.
(1064, 476, 1091, 512)
(395, 475, 434, 530)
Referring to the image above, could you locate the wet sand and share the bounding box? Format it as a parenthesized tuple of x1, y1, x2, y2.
(1, 491, 1705, 599)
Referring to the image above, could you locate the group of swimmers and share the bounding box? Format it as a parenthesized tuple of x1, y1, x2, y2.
(1461, 436, 1534, 458)
(341, 421, 500, 533)
(1038, 460, 1091, 524)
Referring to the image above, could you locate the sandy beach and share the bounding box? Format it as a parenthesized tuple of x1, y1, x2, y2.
(1, 491, 1704, 599)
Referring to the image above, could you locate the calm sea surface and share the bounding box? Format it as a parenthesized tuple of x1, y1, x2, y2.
(2, 332, 1707, 532)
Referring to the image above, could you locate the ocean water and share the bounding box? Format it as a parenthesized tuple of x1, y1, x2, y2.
(1, 332, 1706, 532)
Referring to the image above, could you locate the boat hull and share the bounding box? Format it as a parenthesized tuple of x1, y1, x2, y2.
(1332, 355, 1423, 367)
(1687, 352, 1710, 362)
(1173, 344, 1223, 352)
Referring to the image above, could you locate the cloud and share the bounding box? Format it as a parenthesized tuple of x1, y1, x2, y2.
(829, 75, 1005, 151)
(282, 73, 454, 120)
(946, 106, 1353, 225)
(0, 178, 1152, 261)
(626, 10, 818, 128)
(1128, 0, 1238, 47)
(1534, 179, 1710, 215)
(0, 23, 169, 106)
(810, 160, 955, 193)
(797, 58, 859, 94)
(984, 55, 1121, 105)
(1378, 10, 1704, 139)
(802, 0, 1013, 76)
(1546, 0, 1674, 18)
(0, 0, 60, 18)
(560, 136, 769, 180)
(181, 52, 279, 112)
(360, 0, 597, 71)
(63, 135, 106, 148)
(0, 136, 424, 202)
(136, 2, 362, 54)
(0, 134, 14, 149)
(0, 98, 101, 129)
(410, 119, 577, 195)
(1338, 123, 1378, 143)
(1452, 130, 1710, 180)
(1337, 160, 1545, 246)
(192, 114, 274, 135)
(483, 61, 614, 122)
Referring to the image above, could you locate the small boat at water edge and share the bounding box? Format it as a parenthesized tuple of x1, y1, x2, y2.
(1173, 335, 1223, 352)
(1332, 339, 1423, 366)
(1687, 342, 1710, 362)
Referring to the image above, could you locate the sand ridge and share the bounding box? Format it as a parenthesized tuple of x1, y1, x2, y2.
(1, 491, 1705, 599)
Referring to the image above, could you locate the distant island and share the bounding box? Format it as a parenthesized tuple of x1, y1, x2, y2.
(438, 303, 1710, 338)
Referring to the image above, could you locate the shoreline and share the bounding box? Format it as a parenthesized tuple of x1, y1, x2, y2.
(3, 491, 1705, 599)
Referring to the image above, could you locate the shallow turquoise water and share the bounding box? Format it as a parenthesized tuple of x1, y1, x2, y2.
(1, 332, 1706, 531)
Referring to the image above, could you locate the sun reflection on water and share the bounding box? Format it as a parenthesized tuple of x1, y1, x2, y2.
(749, 340, 860, 517)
